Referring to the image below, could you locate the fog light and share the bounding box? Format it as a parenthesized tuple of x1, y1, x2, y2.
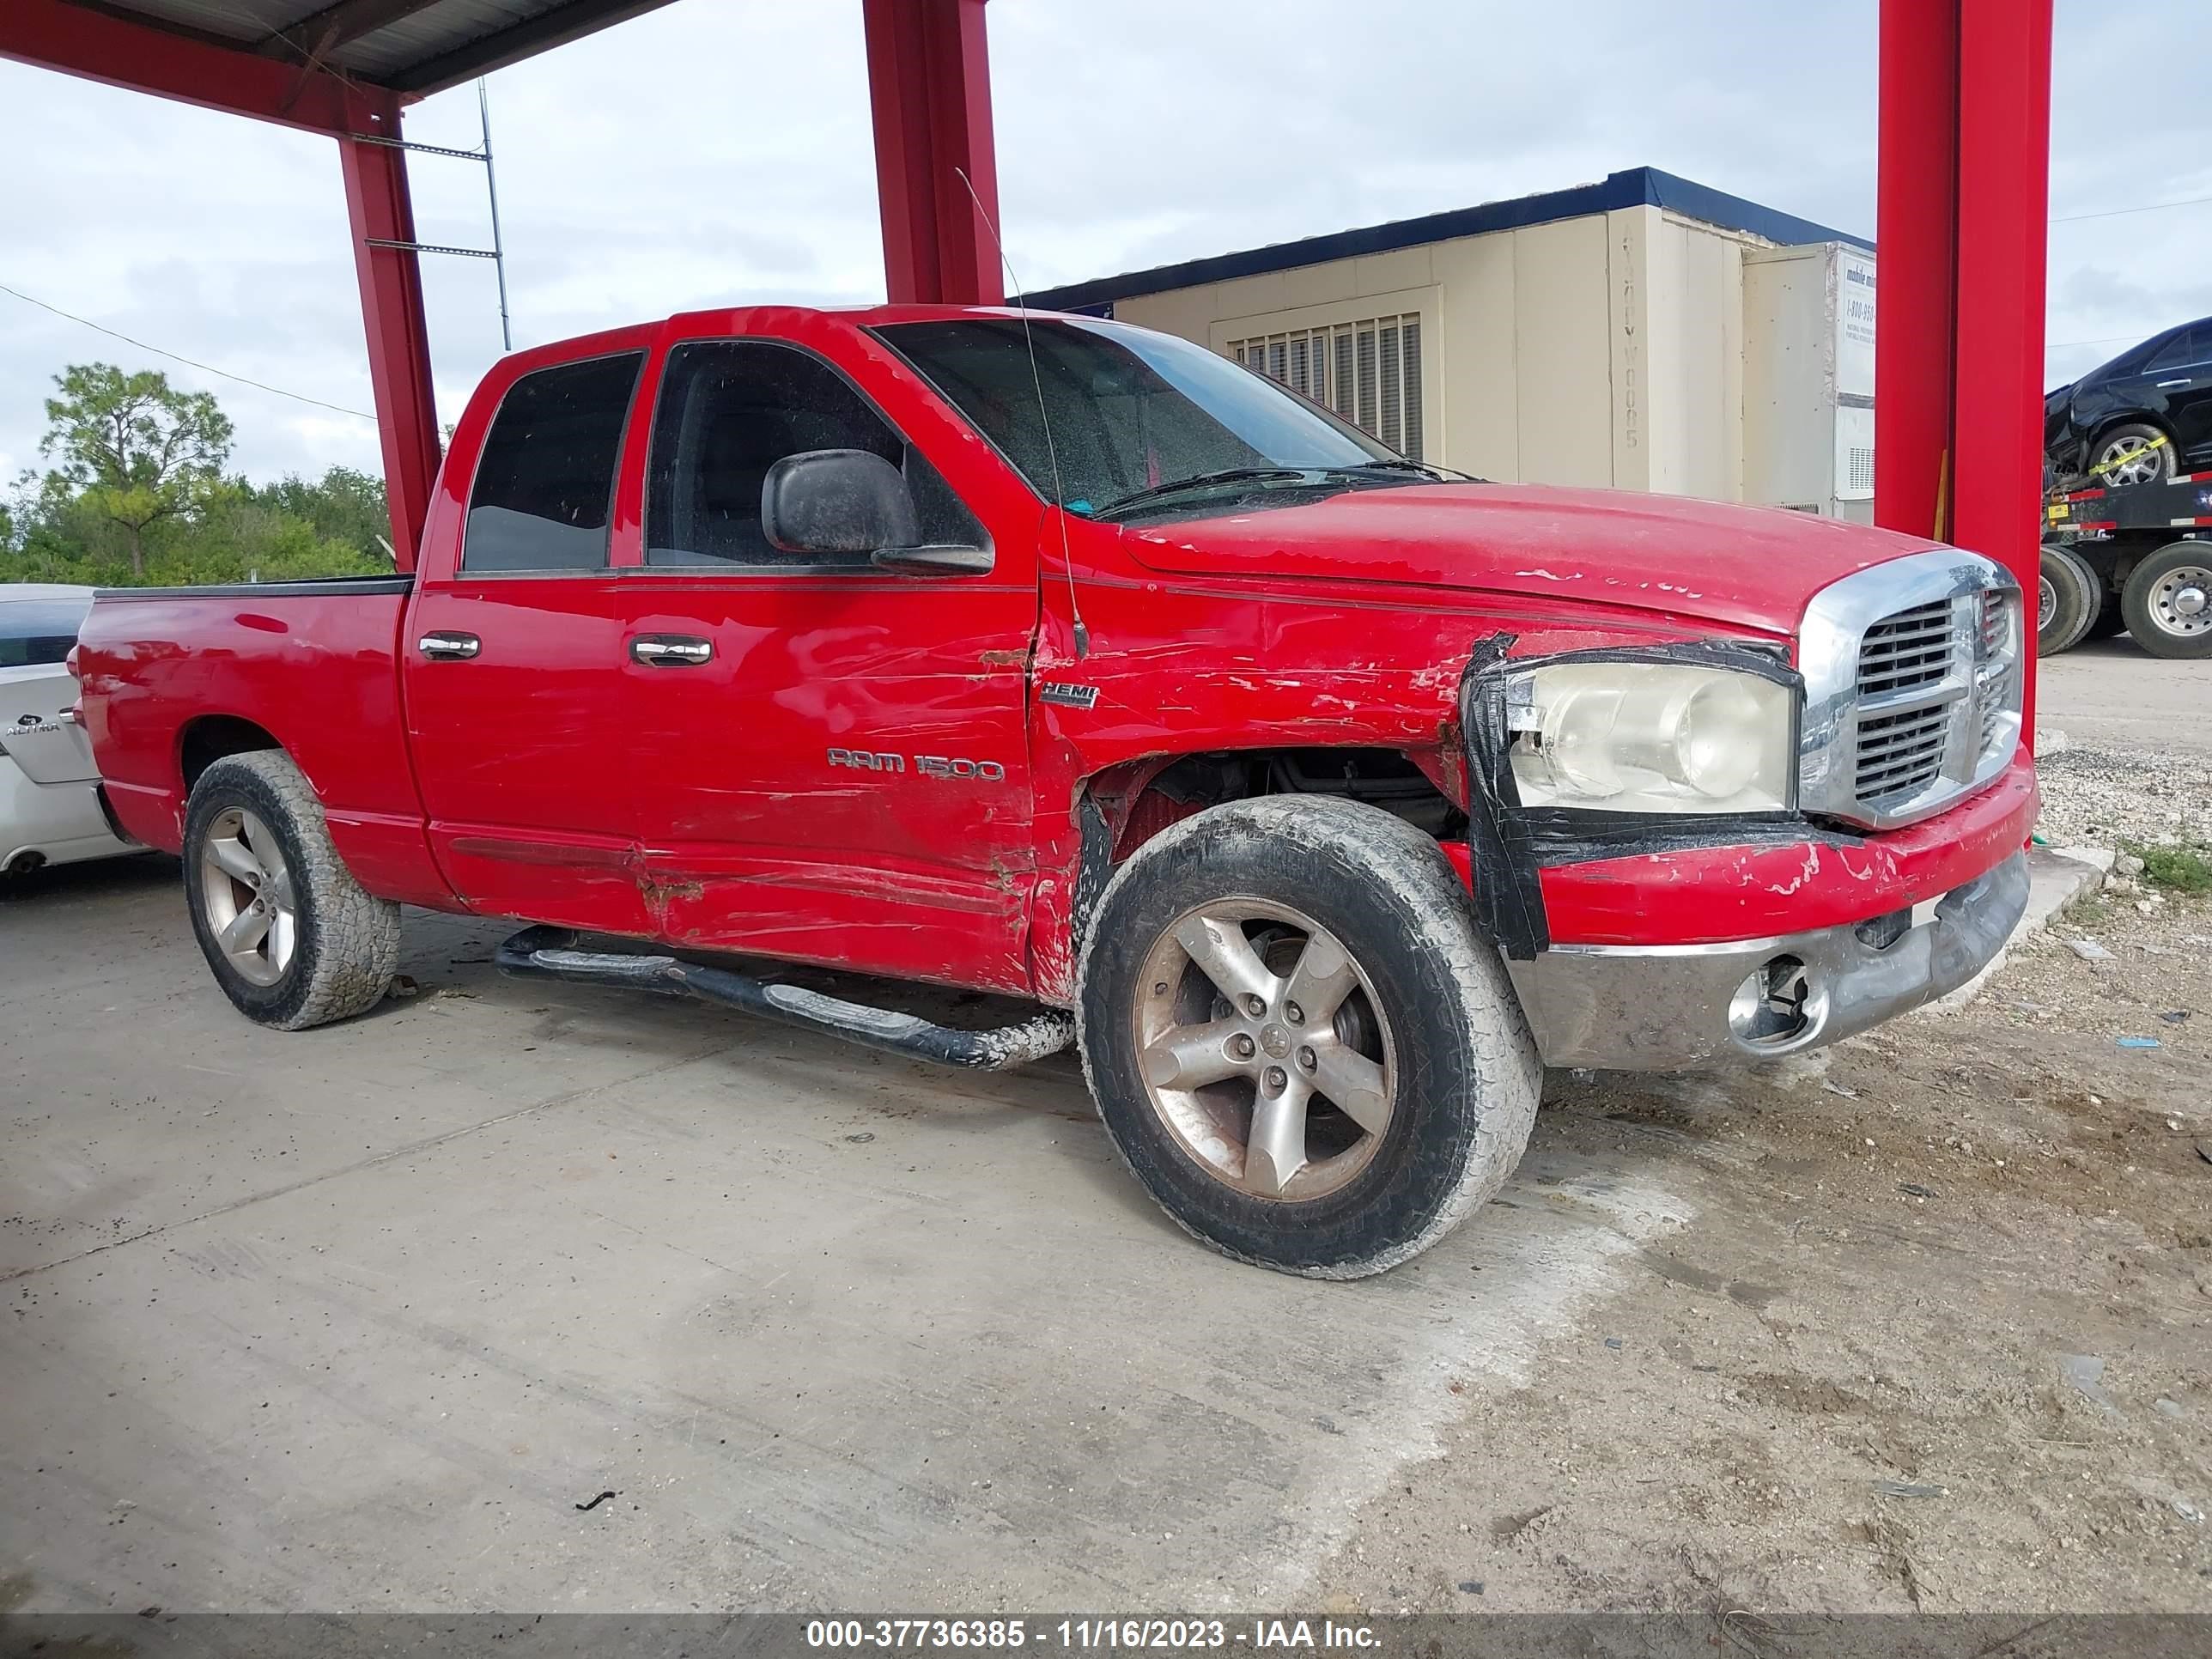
(1729, 956, 1814, 1048)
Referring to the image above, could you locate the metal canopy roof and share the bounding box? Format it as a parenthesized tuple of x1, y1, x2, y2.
(69, 0, 677, 94)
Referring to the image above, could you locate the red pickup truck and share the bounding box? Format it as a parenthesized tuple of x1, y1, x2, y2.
(76, 305, 2038, 1277)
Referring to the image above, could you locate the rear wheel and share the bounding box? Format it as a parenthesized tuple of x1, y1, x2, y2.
(183, 751, 401, 1029)
(2121, 542, 2212, 659)
(2091, 422, 2175, 487)
(2038, 543, 2100, 655)
(1076, 794, 1540, 1278)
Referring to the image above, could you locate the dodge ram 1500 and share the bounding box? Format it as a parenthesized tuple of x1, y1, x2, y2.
(76, 304, 2038, 1276)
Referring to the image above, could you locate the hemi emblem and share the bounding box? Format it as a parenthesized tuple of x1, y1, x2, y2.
(1039, 682, 1099, 710)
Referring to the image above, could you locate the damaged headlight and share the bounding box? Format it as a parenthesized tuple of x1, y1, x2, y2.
(1504, 661, 1796, 814)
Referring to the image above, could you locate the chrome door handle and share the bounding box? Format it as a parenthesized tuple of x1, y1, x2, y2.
(2158, 378, 2193, 388)
(418, 631, 481, 660)
(630, 635, 714, 666)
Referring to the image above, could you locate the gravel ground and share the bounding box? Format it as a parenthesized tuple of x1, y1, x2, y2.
(1315, 733, 2212, 1614)
(2032, 740, 2212, 851)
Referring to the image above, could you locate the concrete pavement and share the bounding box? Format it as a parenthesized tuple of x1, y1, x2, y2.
(2, 858, 1687, 1613)
(2037, 635, 2210, 755)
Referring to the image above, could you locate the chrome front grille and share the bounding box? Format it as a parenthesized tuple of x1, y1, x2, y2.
(1854, 703, 1951, 800)
(1856, 599, 1954, 697)
(1798, 550, 2024, 831)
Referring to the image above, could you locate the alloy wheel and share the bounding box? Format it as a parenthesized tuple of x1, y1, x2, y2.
(198, 806, 298, 987)
(2097, 436, 2165, 486)
(1129, 898, 1395, 1200)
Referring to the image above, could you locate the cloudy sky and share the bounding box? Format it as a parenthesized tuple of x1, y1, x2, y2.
(4, 0, 2209, 486)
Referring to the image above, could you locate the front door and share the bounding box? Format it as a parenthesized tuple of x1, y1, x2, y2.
(403, 348, 658, 936)
(616, 333, 1039, 994)
(2150, 324, 2212, 466)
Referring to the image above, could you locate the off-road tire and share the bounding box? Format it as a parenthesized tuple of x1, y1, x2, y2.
(2038, 544, 2100, 656)
(2090, 421, 2176, 487)
(2120, 541, 2212, 659)
(183, 751, 402, 1030)
(1075, 794, 1541, 1279)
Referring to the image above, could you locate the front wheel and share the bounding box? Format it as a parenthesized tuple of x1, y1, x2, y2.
(2091, 422, 2175, 487)
(2121, 542, 2212, 659)
(183, 750, 402, 1029)
(1075, 794, 1540, 1278)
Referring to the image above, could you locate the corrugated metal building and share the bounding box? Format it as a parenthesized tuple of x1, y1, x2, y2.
(1026, 167, 1877, 521)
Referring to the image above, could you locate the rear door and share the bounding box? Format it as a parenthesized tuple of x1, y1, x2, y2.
(0, 595, 100, 786)
(402, 346, 658, 934)
(616, 325, 1040, 992)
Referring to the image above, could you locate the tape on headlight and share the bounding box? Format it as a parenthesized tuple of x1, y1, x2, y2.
(1504, 661, 1796, 814)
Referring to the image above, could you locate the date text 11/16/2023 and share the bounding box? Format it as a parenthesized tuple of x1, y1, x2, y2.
(805, 1621, 1382, 1650)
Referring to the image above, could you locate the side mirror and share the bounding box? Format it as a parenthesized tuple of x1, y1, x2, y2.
(762, 448, 921, 556)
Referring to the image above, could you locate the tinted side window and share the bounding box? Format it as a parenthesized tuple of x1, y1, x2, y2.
(644, 341, 988, 568)
(2145, 329, 2206, 373)
(0, 599, 87, 667)
(464, 353, 644, 571)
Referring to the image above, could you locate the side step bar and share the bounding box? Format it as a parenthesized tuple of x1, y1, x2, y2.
(494, 926, 1074, 1072)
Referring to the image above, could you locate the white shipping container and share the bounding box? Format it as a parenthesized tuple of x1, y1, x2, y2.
(1742, 242, 1877, 523)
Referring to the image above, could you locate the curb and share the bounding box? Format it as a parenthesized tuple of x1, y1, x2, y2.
(1917, 844, 2115, 1016)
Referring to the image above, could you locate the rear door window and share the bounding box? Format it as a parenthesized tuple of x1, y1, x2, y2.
(0, 599, 87, 668)
(464, 353, 644, 572)
(2144, 328, 2209, 374)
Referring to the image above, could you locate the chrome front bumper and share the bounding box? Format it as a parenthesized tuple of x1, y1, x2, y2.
(1504, 851, 2031, 1070)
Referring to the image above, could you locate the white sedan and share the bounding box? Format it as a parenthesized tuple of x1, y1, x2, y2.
(3, 583, 143, 877)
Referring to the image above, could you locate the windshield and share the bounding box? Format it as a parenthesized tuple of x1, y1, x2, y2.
(872, 317, 1406, 519)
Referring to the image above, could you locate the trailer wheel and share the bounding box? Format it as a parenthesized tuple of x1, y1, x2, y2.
(183, 750, 403, 1030)
(2091, 422, 2175, 487)
(1075, 794, 1540, 1278)
(2120, 542, 2212, 659)
(2082, 603, 2128, 642)
(2037, 544, 2100, 655)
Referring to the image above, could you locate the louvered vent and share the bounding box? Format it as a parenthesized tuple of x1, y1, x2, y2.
(1228, 313, 1423, 461)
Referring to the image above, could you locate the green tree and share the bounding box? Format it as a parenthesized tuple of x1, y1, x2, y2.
(40, 364, 233, 579)
(244, 465, 391, 562)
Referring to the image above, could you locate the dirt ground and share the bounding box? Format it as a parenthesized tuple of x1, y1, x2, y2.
(1321, 884, 2212, 1613)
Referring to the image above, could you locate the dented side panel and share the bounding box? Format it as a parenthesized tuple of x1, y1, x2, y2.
(1016, 514, 1782, 1004)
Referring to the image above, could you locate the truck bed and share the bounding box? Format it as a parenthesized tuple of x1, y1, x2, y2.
(76, 575, 454, 908)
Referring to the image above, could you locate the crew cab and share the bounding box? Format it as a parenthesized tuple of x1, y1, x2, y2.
(75, 305, 2038, 1277)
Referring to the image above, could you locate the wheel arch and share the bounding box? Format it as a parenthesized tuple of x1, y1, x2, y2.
(1060, 744, 1469, 1002)
(1080, 743, 1466, 867)
(2086, 411, 2177, 459)
(179, 714, 285, 796)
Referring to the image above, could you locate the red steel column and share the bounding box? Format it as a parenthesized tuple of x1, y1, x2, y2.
(861, 0, 1003, 306)
(1873, 0, 1959, 546)
(1875, 0, 2051, 738)
(339, 101, 441, 573)
(1952, 0, 2053, 735)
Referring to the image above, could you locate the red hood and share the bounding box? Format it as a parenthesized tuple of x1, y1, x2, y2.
(1121, 482, 1943, 637)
